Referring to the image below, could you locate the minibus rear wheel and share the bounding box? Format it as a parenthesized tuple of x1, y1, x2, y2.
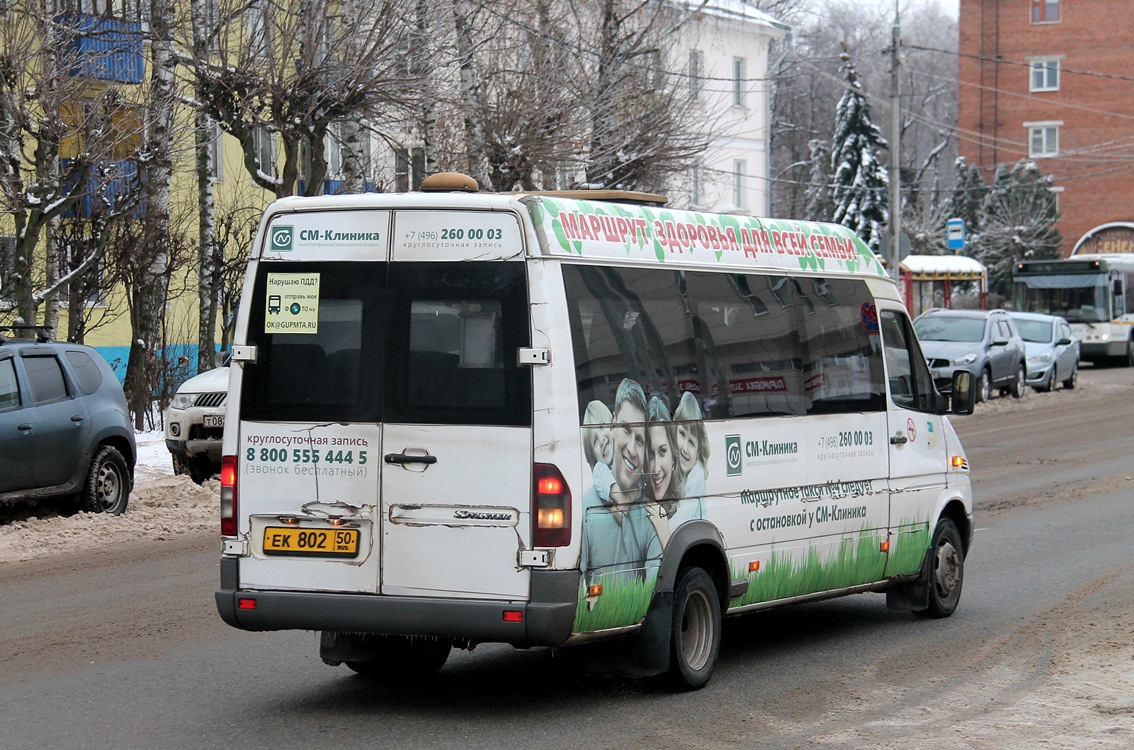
(342, 635, 452, 680)
(667, 566, 721, 690)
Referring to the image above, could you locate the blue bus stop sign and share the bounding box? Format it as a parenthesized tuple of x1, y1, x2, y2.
(947, 218, 965, 252)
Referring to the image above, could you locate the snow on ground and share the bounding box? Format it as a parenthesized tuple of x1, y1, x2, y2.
(0, 431, 219, 563)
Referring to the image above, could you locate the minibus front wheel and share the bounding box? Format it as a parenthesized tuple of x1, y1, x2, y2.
(920, 518, 964, 618)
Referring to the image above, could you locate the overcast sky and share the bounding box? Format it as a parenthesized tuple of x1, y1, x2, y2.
(873, 0, 959, 18)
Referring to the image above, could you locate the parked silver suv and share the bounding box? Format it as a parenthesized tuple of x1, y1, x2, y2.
(164, 366, 228, 484)
(0, 326, 136, 514)
(913, 308, 1028, 402)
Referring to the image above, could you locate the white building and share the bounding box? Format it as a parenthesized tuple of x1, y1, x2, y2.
(353, 1, 790, 215)
(673, 1, 790, 215)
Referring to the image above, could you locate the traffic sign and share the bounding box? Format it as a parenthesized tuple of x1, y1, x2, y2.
(947, 218, 965, 252)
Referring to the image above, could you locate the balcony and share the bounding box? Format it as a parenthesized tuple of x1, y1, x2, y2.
(61, 159, 142, 220)
(58, 14, 144, 84)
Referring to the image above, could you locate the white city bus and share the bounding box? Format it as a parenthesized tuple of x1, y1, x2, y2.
(1013, 253, 1134, 367)
(215, 173, 975, 690)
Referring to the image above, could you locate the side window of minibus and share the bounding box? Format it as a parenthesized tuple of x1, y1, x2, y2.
(880, 309, 936, 412)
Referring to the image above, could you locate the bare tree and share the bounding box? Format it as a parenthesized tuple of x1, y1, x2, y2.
(581, 0, 708, 192)
(0, 4, 141, 333)
(185, 0, 419, 199)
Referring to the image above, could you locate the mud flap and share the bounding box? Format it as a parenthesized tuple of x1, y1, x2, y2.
(627, 590, 674, 677)
(886, 547, 932, 611)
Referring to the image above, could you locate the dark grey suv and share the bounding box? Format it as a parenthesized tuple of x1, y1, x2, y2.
(0, 326, 135, 514)
(913, 308, 1028, 403)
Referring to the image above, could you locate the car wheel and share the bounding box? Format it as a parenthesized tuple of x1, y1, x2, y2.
(1010, 363, 1027, 399)
(667, 566, 721, 691)
(916, 518, 964, 619)
(977, 368, 992, 403)
(344, 635, 451, 680)
(80, 446, 131, 515)
(1036, 367, 1054, 393)
(1126, 340, 1134, 368)
(1063, 362, 1078, 390)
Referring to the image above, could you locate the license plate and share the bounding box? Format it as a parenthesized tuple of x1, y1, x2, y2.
(203, 414, 225, 428)
(263, 527, 360, 558)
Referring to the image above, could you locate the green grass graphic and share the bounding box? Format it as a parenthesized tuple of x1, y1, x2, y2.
(572, 574, 655, 633)
(571, 517, 935, 632)
(887, 520, 931, 577)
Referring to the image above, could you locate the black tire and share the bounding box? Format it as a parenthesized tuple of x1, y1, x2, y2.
(1036, 367, 1054, 393)
(917, 518, 964, 619)
(1062, 362, 1078, 390)
(667, 566, 721, 691)
(977, 368, 992, 403)
(173, 454, 217, 484)
(345, 635, 451, 679)
(1010, 363, 1027, 399)
(80, 446, 130, 515)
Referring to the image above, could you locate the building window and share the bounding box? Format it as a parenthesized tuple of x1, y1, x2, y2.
(1029, 57, 1060, 91)
(326, 124, 344, 180)
(207, 118, 223, 182)
(732, 57, 746, 108)
(1026, 121, 1060, 157)
(1031, 0, 1060, 23)
(690, 164, 703, 207)
(1050, 185, 1063, 214)
(647, 49, 664, 92)
(688, 50, 703, 101)
(61, 0, 142, 21)
(248, 0, 273, 58)
(253, 125, 275, 177)
(394, 146, 425, 192)
(733, 159, 747, 208)
(0, 234, 14, 310)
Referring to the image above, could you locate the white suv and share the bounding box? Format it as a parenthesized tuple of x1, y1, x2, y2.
(164, 366, 229, 483)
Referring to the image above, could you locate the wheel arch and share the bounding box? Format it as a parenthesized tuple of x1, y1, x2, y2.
(629, 520, 731, 678)
(655, 520, 731, 610)
(938, 498, 972, 558)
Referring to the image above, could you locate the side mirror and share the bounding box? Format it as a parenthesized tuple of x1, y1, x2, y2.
(1056, 337, 1072, 346)
(951, 370, 976, 415)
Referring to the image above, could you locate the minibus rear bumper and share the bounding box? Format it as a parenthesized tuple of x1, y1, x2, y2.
(215, 562, 579, 647)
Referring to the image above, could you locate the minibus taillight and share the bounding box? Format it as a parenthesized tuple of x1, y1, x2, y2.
(220, 454, 238, 537)
(533, 463, 570, 547)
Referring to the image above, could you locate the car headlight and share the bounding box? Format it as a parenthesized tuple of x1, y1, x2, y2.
(171, 392, 199, 410)
(1028, 353, 1052, 364)
(1100, 334, 1110, 341)
(953, 353, 978, 366)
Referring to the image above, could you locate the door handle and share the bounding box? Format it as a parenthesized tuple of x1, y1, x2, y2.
(890, 433, 908, 446)
(384, 452, 437, 465)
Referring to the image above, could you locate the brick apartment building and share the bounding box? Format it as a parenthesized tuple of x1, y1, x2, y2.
(958, 0, 1134, 256)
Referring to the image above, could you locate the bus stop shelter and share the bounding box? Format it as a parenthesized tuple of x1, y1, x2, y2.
(900, 255, 988, 318)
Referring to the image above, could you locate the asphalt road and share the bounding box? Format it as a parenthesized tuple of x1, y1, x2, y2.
(1, 366, 1131, 749)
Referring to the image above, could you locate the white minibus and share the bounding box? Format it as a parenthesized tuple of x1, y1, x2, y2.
(216, 173, 975, 690)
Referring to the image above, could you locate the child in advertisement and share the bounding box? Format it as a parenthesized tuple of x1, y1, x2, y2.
(674, 391, 711, 501)
(583, 400, 616, 509)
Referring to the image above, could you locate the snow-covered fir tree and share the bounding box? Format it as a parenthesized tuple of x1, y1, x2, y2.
(830, 53, 889, 255)
(804, 139, 834, 222)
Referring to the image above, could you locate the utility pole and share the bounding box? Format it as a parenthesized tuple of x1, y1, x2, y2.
(888, 0, 902, 279)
